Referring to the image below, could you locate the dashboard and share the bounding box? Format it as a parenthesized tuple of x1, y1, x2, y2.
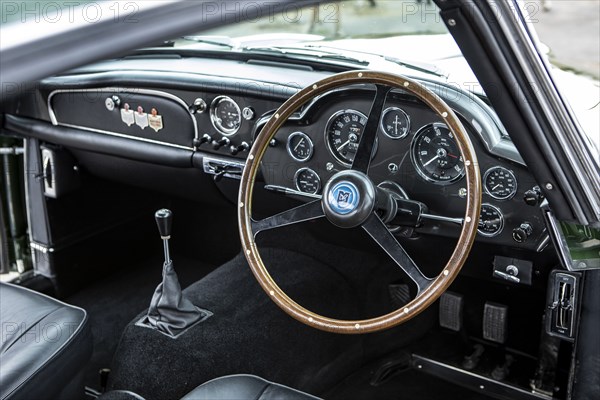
(5, 56, 549, 253)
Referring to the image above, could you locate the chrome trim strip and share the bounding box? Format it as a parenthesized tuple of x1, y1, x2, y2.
(56, 122, 193, 151)
(47, 87, 198, 149)
(30, 241, 54, 254)
(491, 1, 599, 222)
(412, 354, 553, 400)
(23, 139, 36, 267)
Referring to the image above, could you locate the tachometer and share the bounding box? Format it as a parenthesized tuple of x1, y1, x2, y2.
(478, 204, 504, 237)
(210, 96, 241, 135)
(325, 109, 376, 166)
(294, 168, 321, 194)
(410, 123, 465, 184)
(484, 166, 517, 200)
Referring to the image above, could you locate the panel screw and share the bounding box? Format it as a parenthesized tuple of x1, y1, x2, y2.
(448, 19, 457, 27)
(545, 183, 553, 190)
(326, 162, 334, 171)
(388, 163, 399, 173)
(458, 188, 467, 198)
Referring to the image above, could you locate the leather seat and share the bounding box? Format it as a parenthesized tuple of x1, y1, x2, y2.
(99, 375, 320, 400)
(0, 282, 92, 400)
(181, 375, 320, 400)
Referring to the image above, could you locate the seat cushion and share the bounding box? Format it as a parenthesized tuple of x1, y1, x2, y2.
(181, 375, 321, 400)
(0, 282, 92, 400)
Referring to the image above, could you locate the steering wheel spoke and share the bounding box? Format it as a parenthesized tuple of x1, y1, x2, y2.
(351, 84, 391, 173)
(251, 199, 324, 237)
(362, 213, 432, 294)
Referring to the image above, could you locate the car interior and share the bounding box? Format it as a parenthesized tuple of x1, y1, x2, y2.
(0, 1, 598, 400)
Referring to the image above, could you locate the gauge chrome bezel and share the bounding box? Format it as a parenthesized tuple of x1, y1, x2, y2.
(477, 203, 504, 237)
(210, 95, 241, 136)
(294, 167, 321, 194)
(286, 131, 314, 162)
(380, 107, 410, 139)
(483, 166, 518, 200)
(324, 109, 370, 167)
(410, 122, 466, 185)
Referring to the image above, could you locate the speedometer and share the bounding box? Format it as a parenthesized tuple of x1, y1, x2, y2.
(484, 166, 517, 200)
(410, 123, 465, 184)
(325, 109, 376, 166)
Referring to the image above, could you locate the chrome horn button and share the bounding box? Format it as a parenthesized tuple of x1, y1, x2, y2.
(322, 170, 376, 228)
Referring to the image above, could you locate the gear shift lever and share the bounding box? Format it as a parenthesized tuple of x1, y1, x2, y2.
(138, 209, 211, 338)
(155, 208, 173, 263)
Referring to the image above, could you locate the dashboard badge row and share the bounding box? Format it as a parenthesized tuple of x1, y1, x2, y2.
(119, 103, 163, 132)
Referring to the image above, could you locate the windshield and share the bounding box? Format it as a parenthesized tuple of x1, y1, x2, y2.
(176, 0, 598, 148)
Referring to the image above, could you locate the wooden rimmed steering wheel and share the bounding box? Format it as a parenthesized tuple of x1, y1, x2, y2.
(238, 70, 481, 334)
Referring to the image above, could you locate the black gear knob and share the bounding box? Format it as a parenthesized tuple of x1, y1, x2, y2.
(155, 209, 173, 238)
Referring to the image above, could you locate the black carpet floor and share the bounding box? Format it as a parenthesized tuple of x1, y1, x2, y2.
(66, 254, 215, 390)
(108, 241, 436, 400)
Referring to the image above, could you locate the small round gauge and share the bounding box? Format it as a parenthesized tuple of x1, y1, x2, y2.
(478, 204, 504, 237)
(210, 96, 241, 136)
(325, 109, 376, 166)
(287, 132, 314, 162)
(380, 107, 410, 139)
(294, 168, 321, 194)
(410, 123, 465, 184)
(484, 166, 517, 200)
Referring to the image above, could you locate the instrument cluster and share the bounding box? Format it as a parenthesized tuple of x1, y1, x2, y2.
(263, 92, 538, 247)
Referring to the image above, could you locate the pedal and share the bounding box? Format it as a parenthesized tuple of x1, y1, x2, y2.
(439, 291, 463, 331)
(483, 302, 508, 343)
(388, 283, 411, 308)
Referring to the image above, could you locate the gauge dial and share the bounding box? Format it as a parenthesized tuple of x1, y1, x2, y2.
(325, 109, 376, 166)
(410, 123, 465, 184)
(380, 107, 410, 139)
(287, 132, 314, 162)
(294, 168, 321, 194)
(210, 96, 241, 136)
(484, 166, 517, 200)
(478, 204, 504, 237)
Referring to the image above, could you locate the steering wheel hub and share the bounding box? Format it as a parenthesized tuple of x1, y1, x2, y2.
(322, 170, 376, 228)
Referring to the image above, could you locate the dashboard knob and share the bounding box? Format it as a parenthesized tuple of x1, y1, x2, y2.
(193, 134, 212, 148)
(190, 98, 207, 114)
(512, 222, 533, 243)
(230, 142, 249, 155)
(105, 96, 121, 111)
(524, 186, 543, 206)
(212, 137, 231, 150)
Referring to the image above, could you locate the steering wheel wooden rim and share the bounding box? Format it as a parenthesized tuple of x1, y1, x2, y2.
(238, 70, 481, 334)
